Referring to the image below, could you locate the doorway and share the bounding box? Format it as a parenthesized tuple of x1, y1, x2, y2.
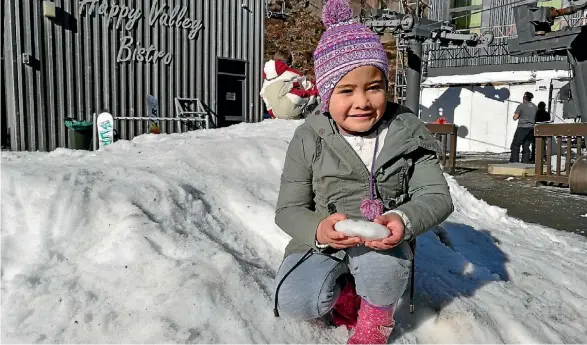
(216, 58, 247, 127)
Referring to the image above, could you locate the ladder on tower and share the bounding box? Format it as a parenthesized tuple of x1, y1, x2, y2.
(394, 38, 408, 105)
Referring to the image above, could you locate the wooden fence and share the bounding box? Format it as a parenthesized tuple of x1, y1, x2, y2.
(425, 123, 458, 174)
(534, 123, 587, 186)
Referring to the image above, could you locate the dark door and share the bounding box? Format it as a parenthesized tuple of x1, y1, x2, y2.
(217, 74, 245, 126)
(216, 58, 247, 128)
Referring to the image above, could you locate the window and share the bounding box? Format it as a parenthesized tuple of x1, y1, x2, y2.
(449, 0, 482, 34)
(538, 0, 562, 7)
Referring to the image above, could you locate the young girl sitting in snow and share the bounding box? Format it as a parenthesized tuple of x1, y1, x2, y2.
(272, 0, 454, 343)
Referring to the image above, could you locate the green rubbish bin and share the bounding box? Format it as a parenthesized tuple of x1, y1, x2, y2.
(65, 119, 94, 150)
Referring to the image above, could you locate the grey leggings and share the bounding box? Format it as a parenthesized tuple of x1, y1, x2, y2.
(273, 243, 412, 320)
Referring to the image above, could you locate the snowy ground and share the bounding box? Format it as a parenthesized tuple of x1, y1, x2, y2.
(2, 119, 587, 344)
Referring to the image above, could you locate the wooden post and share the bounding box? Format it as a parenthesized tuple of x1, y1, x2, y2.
(534, 123, 587, 186)
(425, 123, 459, 174)
(450, 125, 458, 174)
(534, 135, 544, 186)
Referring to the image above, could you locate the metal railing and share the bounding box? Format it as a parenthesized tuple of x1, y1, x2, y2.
(174, 97, 211, 130)
(424, 37, 565, 69)
(90, 98, 211, 150)
(452, 15, 587, 39)
(91, 114, 207, 151)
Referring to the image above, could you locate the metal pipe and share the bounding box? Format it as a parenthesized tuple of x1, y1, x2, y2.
(92, 113, 97, 151)
(549, 3, 587, 19)
(567, 49, 587, 124)
(112, 116, 206, 121)
(405, 39, 423, 116)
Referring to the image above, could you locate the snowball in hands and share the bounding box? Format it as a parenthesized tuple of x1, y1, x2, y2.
(334, 219, 391, 241)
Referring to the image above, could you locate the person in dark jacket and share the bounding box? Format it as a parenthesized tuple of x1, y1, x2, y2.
(531, 101, 551, 162)
(510, 91, 537, 163)
(535, 101, 551, 123)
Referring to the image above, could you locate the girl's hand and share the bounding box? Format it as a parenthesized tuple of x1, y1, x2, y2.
(316, 213, 362, 249)
(365, 213, 406, 250)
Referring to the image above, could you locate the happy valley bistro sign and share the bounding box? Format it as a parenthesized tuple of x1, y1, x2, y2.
(79, 0, 203, 65)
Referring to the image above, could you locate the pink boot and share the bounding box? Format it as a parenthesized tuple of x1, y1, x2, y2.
(347, 299, 396, 344)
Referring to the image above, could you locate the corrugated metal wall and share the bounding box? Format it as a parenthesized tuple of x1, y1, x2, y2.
(3, 0, 265, 152)
(1, 2, 7, 148)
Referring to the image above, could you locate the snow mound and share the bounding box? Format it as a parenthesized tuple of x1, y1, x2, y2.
(2, 120, 586, 343)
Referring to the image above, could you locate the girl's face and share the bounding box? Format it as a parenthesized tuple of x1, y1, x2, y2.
(328, 65, 387, 135)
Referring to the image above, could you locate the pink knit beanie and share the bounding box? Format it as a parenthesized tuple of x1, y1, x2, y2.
(313, 0, 390, 112)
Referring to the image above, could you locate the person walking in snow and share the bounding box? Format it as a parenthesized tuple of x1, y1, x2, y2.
(260, 50, 320, 120)
(272, 1, 454, 343)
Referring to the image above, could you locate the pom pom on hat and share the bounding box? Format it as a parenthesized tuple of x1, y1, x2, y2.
(321, 0, 353, 29)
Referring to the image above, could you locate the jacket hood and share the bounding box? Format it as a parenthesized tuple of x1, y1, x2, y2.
(262, 59, 302, 82)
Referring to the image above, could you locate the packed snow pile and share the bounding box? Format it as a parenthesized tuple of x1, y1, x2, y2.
(2, 120, 587, 343)
(422, 70, 570, 86)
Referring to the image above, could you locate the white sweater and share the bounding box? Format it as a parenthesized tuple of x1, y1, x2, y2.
(341, 128, 388, 173)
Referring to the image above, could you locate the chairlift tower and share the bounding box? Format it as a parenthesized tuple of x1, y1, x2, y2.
(360, 8, 495, 115)
(507, 0, 587, 123)
(359, 9, 495, 315)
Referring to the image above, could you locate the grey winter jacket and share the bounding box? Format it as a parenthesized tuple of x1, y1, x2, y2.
(275, 102, 454, 257)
